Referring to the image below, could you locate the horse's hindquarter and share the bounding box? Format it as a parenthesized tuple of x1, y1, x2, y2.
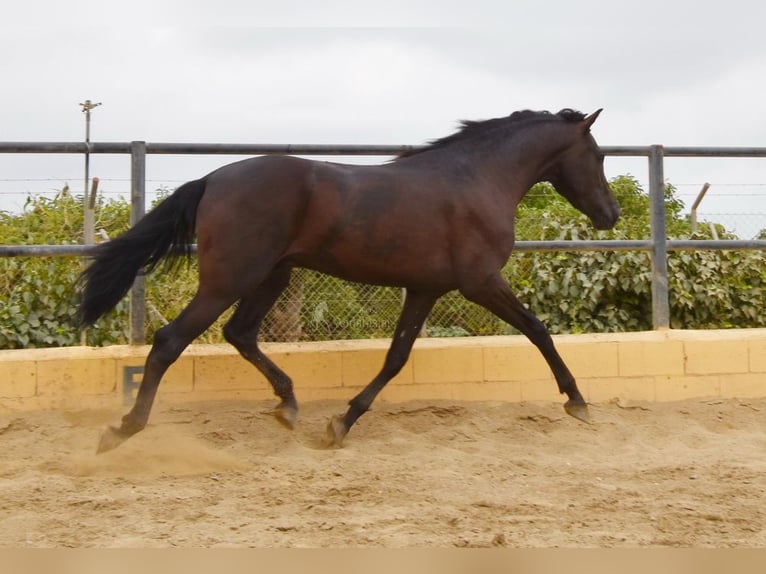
(194, 156, 315, 288)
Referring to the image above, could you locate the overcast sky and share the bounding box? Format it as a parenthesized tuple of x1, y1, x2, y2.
(2, 0, 765, 236)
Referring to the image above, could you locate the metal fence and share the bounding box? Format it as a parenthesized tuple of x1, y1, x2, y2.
(2, 141, 766, 344)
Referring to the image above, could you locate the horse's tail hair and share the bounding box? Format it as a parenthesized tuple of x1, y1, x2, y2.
(77, 178, 208, 328)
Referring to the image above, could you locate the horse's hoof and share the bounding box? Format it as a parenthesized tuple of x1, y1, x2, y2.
(564, 400, 592, 425)
(323, 415, 348, 448)
(96, 425, 130, 454)
(275, 403, 298, 430)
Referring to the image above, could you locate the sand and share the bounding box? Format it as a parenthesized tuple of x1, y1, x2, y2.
(1, 396, 765, 547)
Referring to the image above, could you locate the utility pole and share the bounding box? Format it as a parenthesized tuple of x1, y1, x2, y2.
(79, 100, 101, 346)
(80, 99, 101, 245)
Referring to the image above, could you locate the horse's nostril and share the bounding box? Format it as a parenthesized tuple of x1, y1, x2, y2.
(593, 206, 620, 230)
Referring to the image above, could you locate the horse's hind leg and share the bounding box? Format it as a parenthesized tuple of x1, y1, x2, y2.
(326, 290, 437, 447)
(97, 289, 235, 453)
(223, 266, 298, 429)
(461, 273, 590, 424)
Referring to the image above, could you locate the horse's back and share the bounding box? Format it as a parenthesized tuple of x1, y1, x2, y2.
(195, 155, 383, 256)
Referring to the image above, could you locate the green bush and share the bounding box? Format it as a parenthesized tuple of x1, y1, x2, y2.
(508, 177, 766, 333)
(0, 190, 130, 348)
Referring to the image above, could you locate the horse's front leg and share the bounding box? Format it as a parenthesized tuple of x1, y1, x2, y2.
(460, 273, 590, 424)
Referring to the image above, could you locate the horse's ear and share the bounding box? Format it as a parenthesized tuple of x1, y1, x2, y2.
(582, 108, 603, 131)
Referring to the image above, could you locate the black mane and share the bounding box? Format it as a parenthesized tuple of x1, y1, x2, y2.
(397, 108, 586, 159)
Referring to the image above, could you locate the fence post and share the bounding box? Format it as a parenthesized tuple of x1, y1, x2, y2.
(129, 141, 147, 344)
(648, 144, 670, 329)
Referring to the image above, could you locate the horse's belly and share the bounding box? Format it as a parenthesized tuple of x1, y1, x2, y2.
(288, 247, 454, 291)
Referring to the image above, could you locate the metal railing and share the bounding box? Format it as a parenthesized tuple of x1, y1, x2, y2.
(2, 141, 766, 343)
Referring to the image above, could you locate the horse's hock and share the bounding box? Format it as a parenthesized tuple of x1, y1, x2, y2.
(1, 329, 765, 412)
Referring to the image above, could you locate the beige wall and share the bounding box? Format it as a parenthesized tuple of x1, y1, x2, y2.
(1, 329, 765, 412)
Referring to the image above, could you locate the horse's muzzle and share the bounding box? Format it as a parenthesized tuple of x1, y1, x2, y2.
(592, 204, 621, 230)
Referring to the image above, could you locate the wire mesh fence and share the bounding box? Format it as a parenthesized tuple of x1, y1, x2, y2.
(254, 268, 509, 342)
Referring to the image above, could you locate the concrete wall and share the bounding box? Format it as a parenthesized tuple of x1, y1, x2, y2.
(1, 329, 765, 412)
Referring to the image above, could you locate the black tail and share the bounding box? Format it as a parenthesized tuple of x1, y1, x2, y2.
(77, 178, 207, 327)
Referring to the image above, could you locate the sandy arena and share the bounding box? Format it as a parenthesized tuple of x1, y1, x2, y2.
(1, 396, 765, 547)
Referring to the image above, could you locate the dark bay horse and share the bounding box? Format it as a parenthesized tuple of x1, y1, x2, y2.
(78, 108, 620, 453)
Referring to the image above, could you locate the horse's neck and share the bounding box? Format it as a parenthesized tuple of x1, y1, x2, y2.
(394, 121, 575, 195)
(490, 122, 576, 192)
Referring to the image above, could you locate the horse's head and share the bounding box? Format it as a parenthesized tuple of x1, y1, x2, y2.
(546, 109, 620, 230)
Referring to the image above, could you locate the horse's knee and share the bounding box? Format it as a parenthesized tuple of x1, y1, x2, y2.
(525, 318, 553, 345)
(382, 349, 410, 378)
